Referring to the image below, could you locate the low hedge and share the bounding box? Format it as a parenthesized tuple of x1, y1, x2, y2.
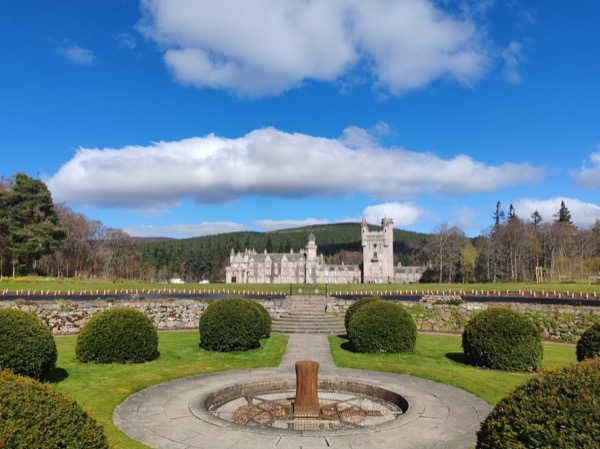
(576, 322, 600, 361)
(0, 370, 109, 449)
(348, 301, 416, 353)
(242, 299, 272, 338)
(476, 358, 600, 448)
(0, 308, 57, 380)
(462, 307, 542, 372)
(76, 308, 159, 364)
(344, 297, 380, 334)
(199, 298, 264, 351)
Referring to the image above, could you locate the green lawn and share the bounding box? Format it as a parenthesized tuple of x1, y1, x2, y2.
(2, 277, 600, 296)
(329, 333, 577, 404)
(50, 331, 288, 449)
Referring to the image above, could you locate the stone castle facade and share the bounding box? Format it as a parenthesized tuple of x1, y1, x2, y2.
(225, 218, 425, 284)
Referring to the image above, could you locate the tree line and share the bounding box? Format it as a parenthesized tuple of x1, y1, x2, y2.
(2, 173, 599, 283)
(420, 201, 600, 283)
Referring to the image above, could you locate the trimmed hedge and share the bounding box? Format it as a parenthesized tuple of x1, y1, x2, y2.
(344, 297, 380, 334)
(576, 322, 600, 361)
(462, 307, 542, 372)
(0, 308, 57, 380)
(242, 299, 272, 338)
(0, 370, 109, 449)
(199, 298, 264, 351)
(76, 308, 159, 363)
(348, 301, 417, 353)
(476, 358, 600, 449)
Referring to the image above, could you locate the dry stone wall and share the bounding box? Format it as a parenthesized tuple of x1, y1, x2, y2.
(1, 295, 599, 341)
(325, 297, 600, 341)
(2, 297, 290, 335)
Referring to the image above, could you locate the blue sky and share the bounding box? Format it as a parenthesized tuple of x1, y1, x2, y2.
(1, 0, 600, 238)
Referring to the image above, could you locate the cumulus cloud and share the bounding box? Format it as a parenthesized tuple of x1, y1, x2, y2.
(47, 127, 544, 209)
(138, 0, 488, 96)
(254, 218, 330, 232)
(362, 202, 424, 227)
(513, 197, 600, 228)
(574, 151, 600, 188)
(123, 221, 246, 238)
(59, 44, 95, 65)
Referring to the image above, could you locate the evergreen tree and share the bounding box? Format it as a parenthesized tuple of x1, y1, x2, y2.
(493, 201, 505, 227)
(507, 204, 516, 220)
(0, 174, 66, 275)
(531, 210, 543, 226)
(554, 200, 573, 224)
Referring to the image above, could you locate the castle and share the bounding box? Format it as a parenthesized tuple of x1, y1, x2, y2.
(225, 218, 425, 284)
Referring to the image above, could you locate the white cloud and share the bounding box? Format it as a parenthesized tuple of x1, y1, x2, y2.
(501, 40, 523, 84)
(362, 202, 425, 227)
(574, 151, 600, 188)
(513, 197, 600, 228)
(253, 218, 330, 232)
(115, 32, 137, 50)
(59, 44, 95, 65)
(138, 0, 488, 96)
(47, 127, 544, 209)
(123, 221, 246, 238)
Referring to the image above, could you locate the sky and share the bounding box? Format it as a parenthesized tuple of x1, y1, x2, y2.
(1, 0, 600, 239)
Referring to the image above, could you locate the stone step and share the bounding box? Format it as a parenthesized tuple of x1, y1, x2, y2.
(272, 324, 345, 335)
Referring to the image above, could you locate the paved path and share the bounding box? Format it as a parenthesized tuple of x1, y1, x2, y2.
(277, 334, 336, 374)
(114, 334, 492, 449)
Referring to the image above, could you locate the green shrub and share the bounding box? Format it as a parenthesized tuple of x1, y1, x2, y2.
(576, 322, 600, 361)
(76, 307, 159, 363)
(476, 358, 600, 449)
(242, 299, 272, 338)
(348, 301, 417, 353)
(0, 308, 57, 380)
(0, 370, 109, 449)
(199, 298, 264, 351)
(344, 297, 380, 334)
(462, 307, 542, 372)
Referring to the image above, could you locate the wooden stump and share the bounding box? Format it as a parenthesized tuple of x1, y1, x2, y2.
(294, 360, 320, 417)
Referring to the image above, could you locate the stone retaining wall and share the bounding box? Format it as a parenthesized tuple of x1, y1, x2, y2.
(325, 296, 600, 341)
(2, 296, 599, 340)
(2, 298, 290, 335)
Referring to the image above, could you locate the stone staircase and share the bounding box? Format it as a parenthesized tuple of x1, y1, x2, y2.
(271, 295, 346, 335)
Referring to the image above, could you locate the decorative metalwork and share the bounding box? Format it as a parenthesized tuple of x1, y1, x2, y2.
(209, 389, 402, 431)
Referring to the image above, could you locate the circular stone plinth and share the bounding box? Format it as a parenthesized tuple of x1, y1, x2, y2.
(114, 367, 492, 449)
(203, 380, 407, 431)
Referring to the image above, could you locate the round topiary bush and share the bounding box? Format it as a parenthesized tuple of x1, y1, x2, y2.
(348, 301, 417, 353)
(76, 307, 159, 364)
(199, 298, 264, 351)
(0, 369, 109, 449)
(576, 322, 600, 361)
(476, 358, 600, 449)
(242, 299, 272, 338)
(462, 307, 542, 372)
(0, 308, 57, 380)
(344, 297, 380, 334)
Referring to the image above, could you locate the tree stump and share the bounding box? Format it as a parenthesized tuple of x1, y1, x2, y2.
(294, 360, 320, 417)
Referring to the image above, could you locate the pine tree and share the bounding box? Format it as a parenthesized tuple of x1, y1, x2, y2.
(554, 200, 573, 224)
(531, 210, 543, 226)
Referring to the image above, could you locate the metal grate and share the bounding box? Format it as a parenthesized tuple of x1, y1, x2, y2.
(210, 389, 403, 430)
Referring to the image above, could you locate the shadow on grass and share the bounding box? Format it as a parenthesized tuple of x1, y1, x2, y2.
(445, 352, 468, 365)
(48, 367, 69, 384)
(340, 340, 355, 352)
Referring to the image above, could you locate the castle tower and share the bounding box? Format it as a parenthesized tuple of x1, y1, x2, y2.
(361, 217, 394, 283)
(305, 233, 318, 284)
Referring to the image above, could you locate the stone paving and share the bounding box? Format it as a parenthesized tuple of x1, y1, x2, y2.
(114, 334, 492, 449)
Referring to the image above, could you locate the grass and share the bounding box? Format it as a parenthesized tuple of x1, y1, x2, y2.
(329, 333, 577, 404)
(49, 331, 288, 449)
(2, 277, 600, 296)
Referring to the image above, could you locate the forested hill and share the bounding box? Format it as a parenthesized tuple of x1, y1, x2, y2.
(139, 222, 429, 258)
